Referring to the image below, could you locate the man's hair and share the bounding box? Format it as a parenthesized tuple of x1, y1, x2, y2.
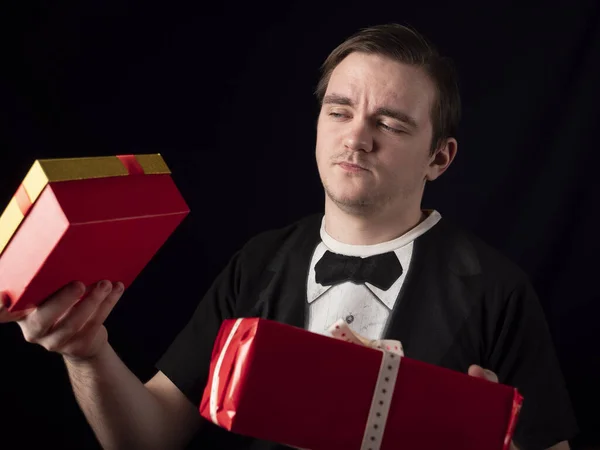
(315, 23, 461, 155)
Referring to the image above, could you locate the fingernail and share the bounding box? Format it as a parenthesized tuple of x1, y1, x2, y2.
(114, 282, 124, 293)
(99, 280, 110, 291)
(72, 281, 85, 295)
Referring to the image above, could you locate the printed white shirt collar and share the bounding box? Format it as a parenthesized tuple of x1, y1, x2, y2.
(307, 210, 442, 309)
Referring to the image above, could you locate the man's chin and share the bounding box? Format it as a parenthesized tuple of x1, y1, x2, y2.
(326, 190, 377, 211)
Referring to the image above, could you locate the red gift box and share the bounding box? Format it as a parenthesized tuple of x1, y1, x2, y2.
(0, 154, 189, 312)
(200, 318, 523, 450)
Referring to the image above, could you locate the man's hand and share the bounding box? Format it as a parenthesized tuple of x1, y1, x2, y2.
(0, 281, 124, 363)
(468, 364, 499, 383)
(0, 295, 36, 323)
(468, 365, 571, 450)
(468, 365, 517, 449)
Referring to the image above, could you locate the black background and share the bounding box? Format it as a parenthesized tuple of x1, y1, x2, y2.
(0, 2, 598, 449)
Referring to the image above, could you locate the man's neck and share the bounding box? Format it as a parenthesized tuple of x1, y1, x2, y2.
(323, 200, 425, 246)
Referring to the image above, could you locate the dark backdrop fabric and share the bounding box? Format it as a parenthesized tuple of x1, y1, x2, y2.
(0, 2, 598, 449)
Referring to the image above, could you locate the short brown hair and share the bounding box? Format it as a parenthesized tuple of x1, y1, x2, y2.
(315, 23, 461, 154)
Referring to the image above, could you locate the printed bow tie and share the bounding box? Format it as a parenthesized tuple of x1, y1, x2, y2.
(314, 251, 403, 291)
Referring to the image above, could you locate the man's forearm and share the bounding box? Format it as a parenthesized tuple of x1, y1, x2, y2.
(64, 343, 172, 450)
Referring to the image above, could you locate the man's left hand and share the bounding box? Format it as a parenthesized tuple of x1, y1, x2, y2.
(467, 365, 570, 450)
(468, 365, 517, 449)
(468, 364, 499, 383)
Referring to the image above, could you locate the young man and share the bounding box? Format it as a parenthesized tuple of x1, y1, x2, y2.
(0, 24, 578, 449)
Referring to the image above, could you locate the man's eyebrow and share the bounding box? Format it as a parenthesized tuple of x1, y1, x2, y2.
(322, 94, 353, 106)
(322, 94, 419, 129)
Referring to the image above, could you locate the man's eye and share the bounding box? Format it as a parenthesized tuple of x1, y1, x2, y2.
(329, 112, 345, 118)
(380, 123, 404, 134)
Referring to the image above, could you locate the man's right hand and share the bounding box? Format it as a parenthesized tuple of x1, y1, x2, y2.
(0, 281, 124, 363)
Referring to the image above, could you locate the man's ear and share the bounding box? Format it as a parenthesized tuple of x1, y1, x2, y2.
(426, 137, 458, 182)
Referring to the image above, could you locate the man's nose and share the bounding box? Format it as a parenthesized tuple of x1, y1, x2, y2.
(343, 120, 373, 153)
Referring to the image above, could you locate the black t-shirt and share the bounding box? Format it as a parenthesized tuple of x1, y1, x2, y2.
(156, 214, 579, 450)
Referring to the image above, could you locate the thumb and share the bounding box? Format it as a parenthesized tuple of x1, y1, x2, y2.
(468, 364, 499, 383)
(0, 293, 35, 323)
(0, 292, 8, 309)
(468, 364, 486, 378)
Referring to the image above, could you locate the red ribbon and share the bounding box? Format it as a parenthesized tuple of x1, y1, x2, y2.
(503, 390, 524, 450)
(14, 184, 32, 216)
(117, 155, 145, 175)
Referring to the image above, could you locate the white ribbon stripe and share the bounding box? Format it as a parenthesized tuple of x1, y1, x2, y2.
(328, 319, 403, 450)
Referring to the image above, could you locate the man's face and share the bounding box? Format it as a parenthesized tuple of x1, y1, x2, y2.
(315, 52, 439, 216)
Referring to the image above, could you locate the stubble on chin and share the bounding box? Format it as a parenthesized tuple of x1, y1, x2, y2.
(323, 179, 390, 217)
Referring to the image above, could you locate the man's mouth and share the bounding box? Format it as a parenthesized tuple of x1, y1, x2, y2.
(337, 162, 368, 172)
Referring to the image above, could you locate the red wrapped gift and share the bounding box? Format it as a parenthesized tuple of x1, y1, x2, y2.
(200, 318, 523, 450)
(0, 154, 189, 312)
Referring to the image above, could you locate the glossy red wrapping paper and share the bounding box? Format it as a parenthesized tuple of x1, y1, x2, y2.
(200, 318, 523, 450)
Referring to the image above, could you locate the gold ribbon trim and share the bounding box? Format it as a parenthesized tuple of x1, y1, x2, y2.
(0, 154, 172, 256)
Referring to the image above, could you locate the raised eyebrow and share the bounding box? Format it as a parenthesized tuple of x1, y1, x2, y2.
(322, 94, 353, 106)
(376, 107, 418, 130)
